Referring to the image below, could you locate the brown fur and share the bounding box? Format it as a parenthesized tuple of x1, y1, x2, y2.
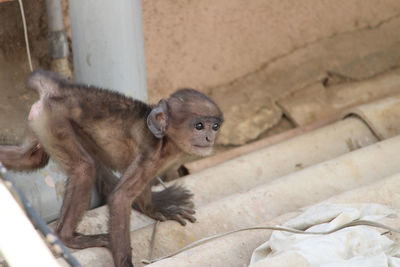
(0, 70, 223, 267)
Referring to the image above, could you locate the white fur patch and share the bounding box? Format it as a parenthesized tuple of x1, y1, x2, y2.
(28, 101, 43, 121)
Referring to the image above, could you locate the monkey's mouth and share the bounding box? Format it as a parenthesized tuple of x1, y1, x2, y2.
(191, 145, 213, 156)
(192, 145, 213, 149)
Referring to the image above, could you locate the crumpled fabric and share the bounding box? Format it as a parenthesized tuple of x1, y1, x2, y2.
(250, 203, 400, 267)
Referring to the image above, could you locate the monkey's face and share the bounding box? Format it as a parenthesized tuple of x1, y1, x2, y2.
(189, 117, 222, 156)
(168, 117, 222, 157)
(158, 88, 223, 156)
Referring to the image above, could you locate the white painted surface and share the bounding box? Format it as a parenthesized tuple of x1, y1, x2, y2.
(69, 0, 148, 101)
(0, 181, 60, 267)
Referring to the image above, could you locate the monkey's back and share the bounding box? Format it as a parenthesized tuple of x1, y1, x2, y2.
(27, 70, 153, 171)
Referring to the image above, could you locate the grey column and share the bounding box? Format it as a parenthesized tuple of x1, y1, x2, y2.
(69, 0, 148, 101)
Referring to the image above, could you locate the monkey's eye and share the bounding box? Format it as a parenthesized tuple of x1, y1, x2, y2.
(195, 122, 204, 130)
(212, 123, 220, 131)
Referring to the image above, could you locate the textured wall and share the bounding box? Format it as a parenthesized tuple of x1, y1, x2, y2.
(142, 0, 400, 102)
(141, 1, 400, 145)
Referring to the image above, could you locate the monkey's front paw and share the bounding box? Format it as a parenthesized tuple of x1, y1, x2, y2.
(134, 184, 197, 225)
(149, 184, 196, 225)
(149, 205, 196, 226)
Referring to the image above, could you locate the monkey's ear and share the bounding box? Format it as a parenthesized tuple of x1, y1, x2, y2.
(147, 99, 168, 138)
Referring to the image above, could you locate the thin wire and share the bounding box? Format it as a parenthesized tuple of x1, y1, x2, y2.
(142, 219, 400, 264)
(148, 220, 160, 261)
(17, 0, 33, 71)
(156, 176, 167, 189)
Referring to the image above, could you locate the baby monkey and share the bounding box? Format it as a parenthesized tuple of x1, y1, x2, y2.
(0, 70, 223, 267)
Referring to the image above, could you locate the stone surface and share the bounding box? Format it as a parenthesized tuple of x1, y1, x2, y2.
(211, 15, 400, 144)
(277, 69, 400, 126)
(217, 94, 282, 145)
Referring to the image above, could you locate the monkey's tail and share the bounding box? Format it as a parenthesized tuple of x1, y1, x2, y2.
(151, 184, 194, 212)
(26, 70, 64, 97)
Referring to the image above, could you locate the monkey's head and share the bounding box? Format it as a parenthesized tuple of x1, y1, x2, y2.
(147, 89, 223, 156)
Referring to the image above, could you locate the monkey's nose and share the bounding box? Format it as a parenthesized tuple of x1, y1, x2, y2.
(206, 136, 212, 142)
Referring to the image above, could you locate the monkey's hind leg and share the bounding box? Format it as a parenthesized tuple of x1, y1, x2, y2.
(0, 132, 49, 171)
(30, 114, 108, 249)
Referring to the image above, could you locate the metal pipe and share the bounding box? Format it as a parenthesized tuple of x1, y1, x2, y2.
(45, 0, 71, 78)
(46, 0, 64, 31)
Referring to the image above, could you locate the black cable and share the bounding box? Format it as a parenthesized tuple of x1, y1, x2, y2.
(0, 162, 81, 267)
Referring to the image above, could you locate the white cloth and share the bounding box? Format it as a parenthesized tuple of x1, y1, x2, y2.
(250, 203, 400, 267)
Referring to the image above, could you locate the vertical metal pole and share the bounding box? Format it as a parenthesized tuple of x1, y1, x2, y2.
(68, 0, 148, 101)
(45, 0, 72, 78)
